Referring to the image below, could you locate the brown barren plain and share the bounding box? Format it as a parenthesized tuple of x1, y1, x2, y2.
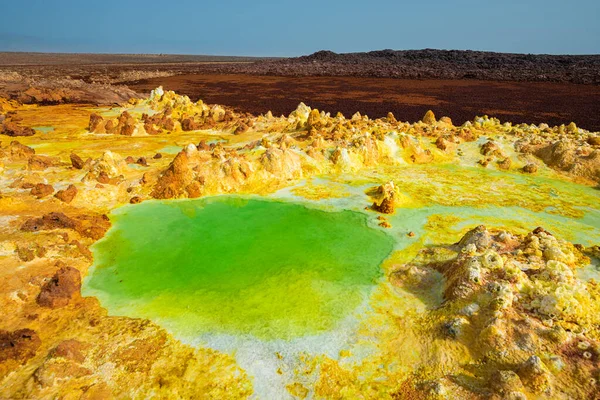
(129, 74, 600, 132)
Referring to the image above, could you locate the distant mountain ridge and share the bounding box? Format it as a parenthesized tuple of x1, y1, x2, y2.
(242, 49, 600, 84)
(300, 48, 600, 62)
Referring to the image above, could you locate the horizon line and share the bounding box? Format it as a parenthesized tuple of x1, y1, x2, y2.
(1, 48, 599, 58)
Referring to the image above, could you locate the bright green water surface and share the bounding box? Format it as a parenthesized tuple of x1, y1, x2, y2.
(84, 197, 394, 340)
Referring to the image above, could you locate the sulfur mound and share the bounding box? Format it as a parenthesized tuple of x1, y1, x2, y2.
(394, 225, 600, 398)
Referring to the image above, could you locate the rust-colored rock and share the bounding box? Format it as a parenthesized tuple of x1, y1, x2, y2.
(497, 157, 512, 170)
(129, 196, 142, 204)
(9, 140, 35, 159)
(0, 329, 41, 364)
(70, 152, 85, 169)
(21, 212, 111, 240)
(422, 110, 436, 125)
(28, 155, 55, 170)
(234, 123, 249, 135)
(97, 171, 121, 185)
(522, 163, 538, 173)
(52, 339, 88, 363)
(532, 226, 552, 236)
(136, 157, 148, 167)
(16, 245, 35, 262)
(185, 181, 202, 198)
(54, 184, 78, 203)
(88, 113, 104, 132)
(1, 121, 36, 137)
(144, 122, 161, 135)
(103, 111, 137, 136)
(480, 140, 502, 156)
(181, 117, 199, 131)
(30, 183, 54, 198)
(16, 243, 45, 261)
(151, 151, 193, 199)
(197, 140, 211, 151)
(307, 109, 322, 129)
(104, 120, 115, 132)
(435, 136, 455, 151)
(37, 266, 81, 308)
(370, 181, 397, 214)
(529, 140, 600, 183)
(373, 196, 395, 214)
(118, 113, 136, 136)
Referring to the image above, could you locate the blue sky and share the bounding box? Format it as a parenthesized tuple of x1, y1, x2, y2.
(0, 0, 598, 56)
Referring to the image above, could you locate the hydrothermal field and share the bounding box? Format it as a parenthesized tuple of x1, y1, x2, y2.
(1, 87, 600, 399)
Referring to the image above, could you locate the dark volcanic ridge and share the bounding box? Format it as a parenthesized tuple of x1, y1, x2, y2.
(217, 49, 600, 84)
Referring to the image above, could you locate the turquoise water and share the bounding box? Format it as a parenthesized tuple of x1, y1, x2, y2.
(32, 126, 55, 134)
(158, 145, 182, 154)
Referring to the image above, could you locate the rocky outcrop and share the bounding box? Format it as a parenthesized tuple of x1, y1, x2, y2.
(151, 151, 195, 199)
(88, 111, 137, 135)
(142, 108, 175, 133)
(70, 153, 85, 169)
(88, 113, 104, 132)
(30, 183, 54, 198)
(517, 137, 600, 183)
(1, 120, 35, 137)
(37, 265, 82, 308)
(115, 111, 136, 136)
(370, 181, 398, 214)
(421, 110, 436, 125)
(54, 184, 78, 203)
(391, 225, 599, 397)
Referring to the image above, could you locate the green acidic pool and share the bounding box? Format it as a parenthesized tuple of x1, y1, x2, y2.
(84, 197, 394, 340)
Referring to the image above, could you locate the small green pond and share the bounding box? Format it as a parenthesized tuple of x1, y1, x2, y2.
(83, 197, 394, 340)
